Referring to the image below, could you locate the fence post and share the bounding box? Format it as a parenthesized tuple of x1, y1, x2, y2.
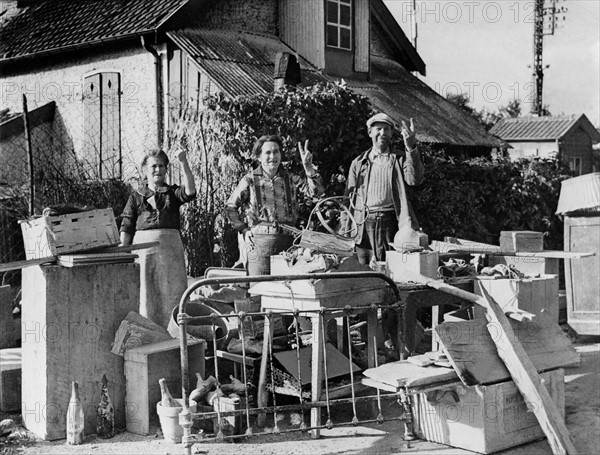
(22, 94, 35, 216)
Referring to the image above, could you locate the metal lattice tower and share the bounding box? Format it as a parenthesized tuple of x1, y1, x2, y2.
(531, 0, 568, 116)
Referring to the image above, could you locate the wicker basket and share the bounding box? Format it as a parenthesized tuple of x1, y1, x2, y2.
(19, 209, 119, 259)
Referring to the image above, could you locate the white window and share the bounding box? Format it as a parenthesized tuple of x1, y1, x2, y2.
(569, 157, 582, 175)
(82, 72, 122, 179)
(326, 0, 352, 50)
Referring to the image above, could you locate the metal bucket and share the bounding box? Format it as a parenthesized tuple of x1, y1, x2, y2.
(168, 298, 233, 350)
(246, 233, 293, 276)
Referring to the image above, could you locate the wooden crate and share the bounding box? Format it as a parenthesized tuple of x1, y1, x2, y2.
(124, 338, 206, 435)
(19, 209, 119, 259)
(474, 275, 559, 322)
(499, 231, 544, 252)
(385, 250, 439, 281)
(1, 285, 18, 349)
(21, 263, 139, 440)
(488, 255, 559, 278)
(411, 368, 565, 454)
(0, 348, 21, 412)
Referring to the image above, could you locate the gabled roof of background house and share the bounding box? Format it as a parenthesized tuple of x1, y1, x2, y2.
(490, 114, 600, 142)
(0, 101, 56, 140)
(346, 56, 502, 148)
(0, 0, 190, 63)
(371, 0, 425, 76)
(167, 29, 330, 98)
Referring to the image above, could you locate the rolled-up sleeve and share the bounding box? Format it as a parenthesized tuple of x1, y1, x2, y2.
(225, 177, 251, 232)
(403, 148, 424, 186)
(174, 185, 196, 203)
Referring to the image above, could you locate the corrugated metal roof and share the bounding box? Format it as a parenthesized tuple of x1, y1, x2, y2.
(348, 57, 502, 147)
(167, 29, 329, 97)
(0, 0, 189, 62)
(489, 115, 585, 141)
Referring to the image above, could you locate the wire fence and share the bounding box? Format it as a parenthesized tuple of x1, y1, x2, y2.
(0, 95, 243, 290)
(0, 95, 136, 288)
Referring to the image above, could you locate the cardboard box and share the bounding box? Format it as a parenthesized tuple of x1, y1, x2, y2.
(499, 231, 544, 252)
(474, 274, 559, 322)
(385, 250, 439, 281)
(0, 348, 21, 412)
(124, 338, 206, 435)
(19, 209, 119, 259)
(412, 368, 564, 454)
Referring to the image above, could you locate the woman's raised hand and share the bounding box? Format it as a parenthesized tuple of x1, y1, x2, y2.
(298, 140, 316, 176)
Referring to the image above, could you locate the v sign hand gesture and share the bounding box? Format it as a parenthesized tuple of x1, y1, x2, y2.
(401, 118, 417, 151)
(298, 139, 317, 177)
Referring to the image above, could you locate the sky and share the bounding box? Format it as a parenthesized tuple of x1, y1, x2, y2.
(383, 0, 600, 127)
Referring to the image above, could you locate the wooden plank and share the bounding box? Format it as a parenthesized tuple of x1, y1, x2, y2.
(406, 273, 578, 455)
(442, 245, 594, 259)
(436, 312, 579, 385)
(478, 285, 578, 455)
(0, 257, 57, 272)
(362, 360, 459, 389)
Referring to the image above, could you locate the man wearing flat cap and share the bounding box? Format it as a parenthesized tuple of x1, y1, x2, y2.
(342, 112, 424, 264)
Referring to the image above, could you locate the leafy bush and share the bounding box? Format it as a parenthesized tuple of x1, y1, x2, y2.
(413, 150, 572, 250)
(169, 83, 572, 276)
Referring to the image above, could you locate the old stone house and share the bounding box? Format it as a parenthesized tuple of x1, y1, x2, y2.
(0, 0, 501, 183)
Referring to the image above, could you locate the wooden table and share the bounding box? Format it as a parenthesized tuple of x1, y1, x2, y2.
(395, 278, 474, 353)
(250, 282, 391, 437)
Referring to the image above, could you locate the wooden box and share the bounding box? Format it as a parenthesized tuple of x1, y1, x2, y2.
(19, 209, 119, 259)
(499, 231, 544, 252)
(411, 368, 565, 454)
(21, 263, 139, 440)
(124, 338, 205, 435)
(385, 250, 439, 281)
(1, 285, 18, 349)
(564, 215, 600, 335)
(474, 275, 559, 322)
(0, 348, 21, 412)
(488, 255, 559, 278)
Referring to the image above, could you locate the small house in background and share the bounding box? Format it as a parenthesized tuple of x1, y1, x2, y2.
(490, 114, 600, 175)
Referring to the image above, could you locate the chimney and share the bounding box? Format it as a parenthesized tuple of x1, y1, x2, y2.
(274, 52, 301, 91)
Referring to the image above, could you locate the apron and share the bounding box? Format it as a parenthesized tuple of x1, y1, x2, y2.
(133, 229, 187, 328)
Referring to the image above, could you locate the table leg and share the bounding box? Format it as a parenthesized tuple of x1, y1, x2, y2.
(366, 309, 378, 368)
(256, 315, 272, 428)
(335, 316, 349, 357)
(401, 295, 418, 358)
(310, 315, 323, 438)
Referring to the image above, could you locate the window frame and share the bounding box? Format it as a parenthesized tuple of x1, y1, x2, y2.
(569, 156, 583, 175)
(326, 0, 353, 51)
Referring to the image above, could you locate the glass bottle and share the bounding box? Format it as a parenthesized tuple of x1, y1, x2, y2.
(66, 381, 84, 445)
(97, 374, 114, 439)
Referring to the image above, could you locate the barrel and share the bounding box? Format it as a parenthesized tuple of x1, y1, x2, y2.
(246, 233, 293, 276)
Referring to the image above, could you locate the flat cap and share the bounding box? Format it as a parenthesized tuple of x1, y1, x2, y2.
(366, 113, 396, 129)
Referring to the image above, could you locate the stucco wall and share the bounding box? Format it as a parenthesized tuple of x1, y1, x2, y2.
(0, 44, 159, 179)
(196, 0, 278, 34)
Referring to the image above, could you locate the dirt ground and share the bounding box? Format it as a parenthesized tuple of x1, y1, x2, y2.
(2, 335, 599, 455)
